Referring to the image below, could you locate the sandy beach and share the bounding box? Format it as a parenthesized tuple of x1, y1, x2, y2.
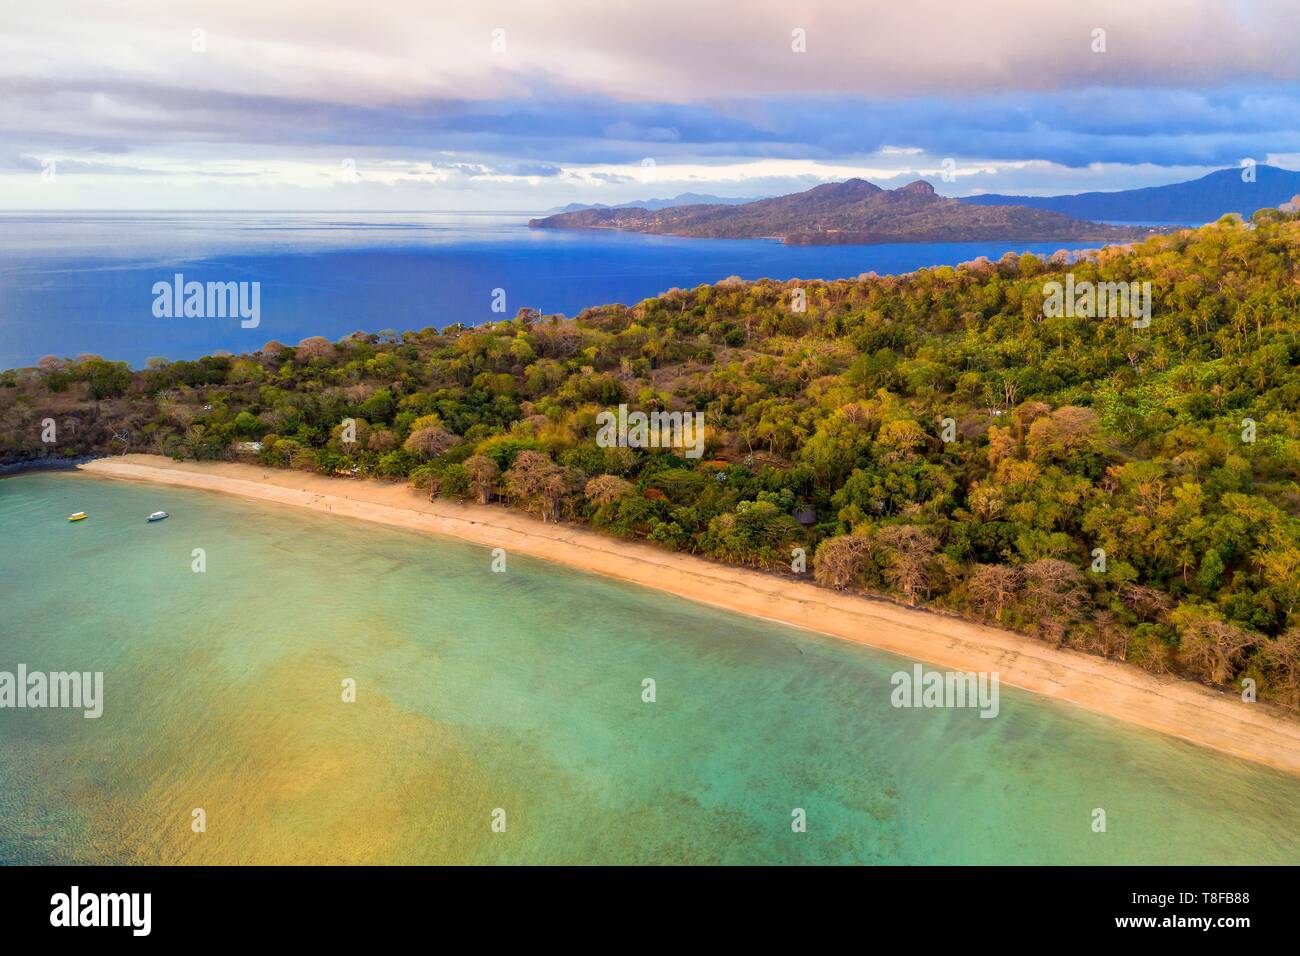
(78, 454, 1300, 776)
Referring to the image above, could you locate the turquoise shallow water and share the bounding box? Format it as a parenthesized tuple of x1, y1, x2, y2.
(2, 471, 1299, 864)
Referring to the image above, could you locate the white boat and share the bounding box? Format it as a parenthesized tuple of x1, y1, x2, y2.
(147, 511, 169, 522)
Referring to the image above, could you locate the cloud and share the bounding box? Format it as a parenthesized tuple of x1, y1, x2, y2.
(10, 82, 1300, 168)
(3, 1, 1299, 208)
(5, 0, 1299, 105)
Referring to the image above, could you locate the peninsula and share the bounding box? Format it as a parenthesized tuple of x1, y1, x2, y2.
(529, 178, 1161, 245)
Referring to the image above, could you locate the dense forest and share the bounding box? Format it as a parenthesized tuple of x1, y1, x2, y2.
(4, 210, 1300, 708)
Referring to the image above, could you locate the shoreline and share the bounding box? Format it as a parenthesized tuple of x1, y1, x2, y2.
(75, 454, 1300, 777)
(0, 454, 102, 476)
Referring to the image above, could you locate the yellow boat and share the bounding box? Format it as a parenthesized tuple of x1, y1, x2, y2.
(68, 512, 87, 522)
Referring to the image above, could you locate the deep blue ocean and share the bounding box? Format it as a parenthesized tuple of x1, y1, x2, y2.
(0, 212, 1100, 368)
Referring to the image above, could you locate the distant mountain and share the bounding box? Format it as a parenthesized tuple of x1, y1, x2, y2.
(961, 165, 1300, 224)
(530, 179, 1159, 245)
(543, 193, 765, 214)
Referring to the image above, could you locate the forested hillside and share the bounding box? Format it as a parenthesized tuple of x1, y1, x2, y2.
(4, 210, 1300, 706)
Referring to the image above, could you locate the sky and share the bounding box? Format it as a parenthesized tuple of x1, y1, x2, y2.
(3, 0, 1300, 211)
